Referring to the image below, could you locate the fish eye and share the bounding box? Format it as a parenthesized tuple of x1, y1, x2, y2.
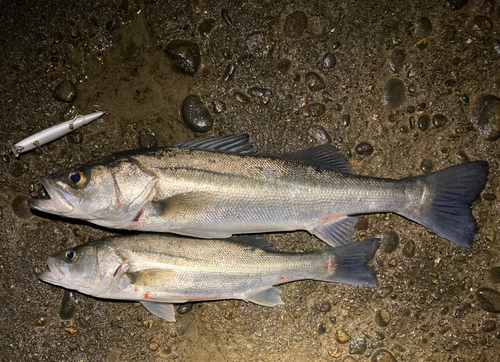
(65, 250, 77, 261)
(68, 170, 86, 187)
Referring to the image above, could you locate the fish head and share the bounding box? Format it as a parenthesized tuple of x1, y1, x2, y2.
(29, 154, 158, 227)
(38, 244, 100, 294)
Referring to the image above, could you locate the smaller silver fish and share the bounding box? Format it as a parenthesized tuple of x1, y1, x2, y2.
(38, 235, 380, 322)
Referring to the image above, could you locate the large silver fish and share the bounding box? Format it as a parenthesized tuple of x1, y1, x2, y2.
(29, 135, 488, 247)
(38, 234, 380, 321)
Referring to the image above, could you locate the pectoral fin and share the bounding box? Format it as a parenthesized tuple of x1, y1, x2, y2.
(141, 302, 175, 322)
(125, 269, 176, 285)
(246, 287, 284, 307)
(152, 192, 217, 222)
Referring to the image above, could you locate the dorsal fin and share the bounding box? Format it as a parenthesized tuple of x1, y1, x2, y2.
(226, 235, 275, 251)
(281, 144, 356, 175)
(175, 134, 257, 155)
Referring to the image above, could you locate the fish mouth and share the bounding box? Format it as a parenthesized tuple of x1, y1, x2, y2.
(28, 179, 74, 214)
(38, 257, 66, 284)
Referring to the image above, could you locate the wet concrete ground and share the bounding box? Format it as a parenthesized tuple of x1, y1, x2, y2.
(1, 0, 500, 361)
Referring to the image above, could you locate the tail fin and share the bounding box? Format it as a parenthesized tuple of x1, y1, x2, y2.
(403, 161, 489, 248)
(314, 238, 380, 287)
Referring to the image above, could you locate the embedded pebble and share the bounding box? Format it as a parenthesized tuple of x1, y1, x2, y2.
(234, 91, 250, 104)
(238, 54, 254, 69)
(418, 115, 430, 131)
(177, 303, 193, 315)
(335, 329, 351, 343)
(53, 32, 63, 44)
(213, 100, 226, 114)
(452, 303, 471, 318)
(304, 103, 326, 117)
(483, 193, 497, 202)
(420, 159, 433, 173)
(161, 346, 172, 355)
(181, 95, 213, 133)
(67, 132, 83, 144)
(198, 19, 216, 37)
(480, 320, 497, 332)
(149, 342, 158, 351)
(309, 126, 332, 144)
(371, 349, 397, 362)
(2, 154, 10, 163)
(277, 58, 291, 74)
(415, 17, 433, 37)
(53, 80, 77, 102)
(318, 323, 326, 335)
(432, 114, 448, 128)
(382, 79, 406, 108)
(323, 53, 337, 69)
(349, 338, 367, 355)
(10, 163, 24, 178)
(12, 195, 32, 219)
(389, 49, 405, 73)
(284, 11, 308, 39)
(247, 87, 272, 104)
(246, 32, 270, 58)
(380, 231, 399, 253)
(222, 63, 236, 82)
(416, 103, 427, 112)
(138, 133, 157, 149)
(378, 286, 393, 298)
(473, 16, 492, 36)
(355, 142, 373, 156)
(476, 288, 500, 313)
(488, 267, 500, 284)
(445, 79, 456, 87)
(447, 0, 469, 10)
(471, 95, 500, 141)
(59, 290, 77, 320)
(319, 301, 332, 313)
(176, 313, 195, 336)
(402, 240, 416, 257)
(305, 72, 325, 91)
(342, 114, 351, 127)
(164, 40, 201, 76)
(375, 309, 391, 327)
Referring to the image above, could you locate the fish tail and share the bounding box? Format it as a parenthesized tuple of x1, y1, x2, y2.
(402, 160, 489, 248)
(314, 238, 380, 286)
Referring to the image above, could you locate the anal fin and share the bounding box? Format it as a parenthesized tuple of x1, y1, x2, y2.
(311, 215, 360, 247)
(246, 287, 284, 307)
(141, 302, 175, 322)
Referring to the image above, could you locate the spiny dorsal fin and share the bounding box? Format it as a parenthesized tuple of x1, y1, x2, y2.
(226, 235, 275, 251)
(175, 134, 257, 155)
(282, 144, 356, 175)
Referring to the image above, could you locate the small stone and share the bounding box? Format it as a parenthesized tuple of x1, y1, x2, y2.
(176, 313, 195, 336)
(204, 101, 222, 119)
(375, 309, 391, 327)
(432, 114, 448, 128)
(323, 53, 337, 69)
(373, 331, 385, 340)
(222, 63, 236, 82)
(246, 32, 270, 58)
(389, 49, 405, 73)
(224, 310, 233, 320)
(473, 16, 492, 36)
(72, 228, 80, 237)
(149, 342, 158, 351)
(342, 114, 351, 127)
(349, 338, 367, 355)
(382, 79, 406, 108)
(305, 72, 325, 91)
(445, 79, 456, 87)
(471, 95, 500, 141)
(402, 240, 416, 258)
(304, 103, 326, 117)
(234, 91, 250, 104)
(380, 231, 399, 253)
(447, 0, 469, 11)
(488, 267, 500, 284)
(161, 346, 172, 355)
(355, 142, 373, 156)
(238, 54, 254, 68)
(319, 301, 332, 313)
(476, 288, 500, 313)
(70, 25, 79, 38)
(284, 11, 308, 39)
(221, 9, 232, 26)
(177, 303, 193, 315)
(420, 159, 433, 173)
(2, 154, 10, 163)
(67, 132, 83, 144)
(12, 195, 32, 219)
(53, 32, 63, 44)
(181, 95, 213, 133)
(335, 329, 351, 344)
(247, 87, 272, 104)
(415, 17, 433, 37)
(480, 320, 496, 332)
(407, 106, 415, 114)
(418, 115, 430, 131)
(452, 303, 471, 318)
(318, 323, 326, 335)
(198, 19, 216, 37)
(415, 37, 428, 49)
(277, 58, 291, 74)
(60, 290, 77, 320)
(54, 80, 77, 102)
(483, 193, 497, 201)
(309, 126, 332, 145)
(138, 133, 157, 149)
(164, 40, 201, 76)
(371, 349, 397, 362)
(416, 103, 427, 112)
